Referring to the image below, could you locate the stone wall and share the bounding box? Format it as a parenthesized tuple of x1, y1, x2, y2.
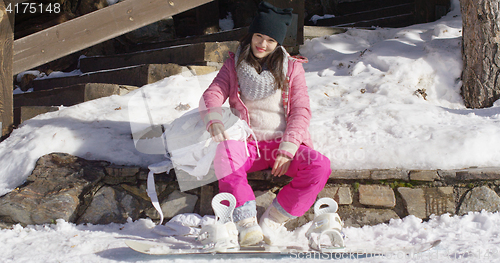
(1, 153, 500, 229)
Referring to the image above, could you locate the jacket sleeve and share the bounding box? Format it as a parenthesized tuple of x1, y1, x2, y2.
(199, 58, 233, 130)
(279, 61, 311, 158)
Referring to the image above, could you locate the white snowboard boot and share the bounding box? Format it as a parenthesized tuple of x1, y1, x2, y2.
(306, 197, 344, 252)
(259, 205, 291, 245)
(235, 216, 264, 246)
(198, 193, 239, 251)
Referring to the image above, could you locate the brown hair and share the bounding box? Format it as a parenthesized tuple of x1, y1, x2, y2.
(236, 33, 288, 91)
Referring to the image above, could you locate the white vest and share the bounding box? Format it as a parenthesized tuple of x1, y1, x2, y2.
(241, 90, 286, 141)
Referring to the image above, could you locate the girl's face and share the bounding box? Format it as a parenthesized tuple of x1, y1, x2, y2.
(251, 33, 278, 59)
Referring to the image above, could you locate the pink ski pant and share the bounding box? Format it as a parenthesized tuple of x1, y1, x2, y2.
(214, 139, 331, 217)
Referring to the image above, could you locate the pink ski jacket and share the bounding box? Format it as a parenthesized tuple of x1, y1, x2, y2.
(199, 52, 313, 157)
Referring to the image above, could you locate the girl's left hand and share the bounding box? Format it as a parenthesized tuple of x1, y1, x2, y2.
(272, 154, 292, 177)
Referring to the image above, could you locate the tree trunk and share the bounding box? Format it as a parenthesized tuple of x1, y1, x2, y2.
(460, 0, 500, 108)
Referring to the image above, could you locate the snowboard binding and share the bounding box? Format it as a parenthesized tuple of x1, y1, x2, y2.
(306, 197, 345, 252)
(198, 193, 239, 252)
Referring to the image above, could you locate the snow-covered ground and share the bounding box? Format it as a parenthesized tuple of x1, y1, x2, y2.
(1, 1, 500, 262)
(2, 212, 500, 262)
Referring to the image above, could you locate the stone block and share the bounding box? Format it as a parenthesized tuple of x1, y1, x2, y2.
(371, 169, 409, 180)
(285, 210, 314, 230)
(437, 169, 457, 179)
(397, 187, 426, 219)
(0, 153, 107, 225)
(359, 185, 396, 208)
(14, 106, 59, 124)
(199, 185, 215, 216)
(77, 186, 141, 224)
(409, 170, 439, 181)
(120, 184, 150, 202)
(456, 168, 500, 181)
(255, 190, 276, 219)
(424, 187, 455, 217)
(458, 186, 500, 215)
(338, 206, 400, 227)
(248, 170, 274, 181)
(104, 166, 140, 185)
(318, 185, 353, 205)
(160, 190, 198, 219)
(331, 170, 371, 180)
(186, 65, 217, 76)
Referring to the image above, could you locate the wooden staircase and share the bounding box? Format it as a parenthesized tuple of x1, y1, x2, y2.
(307, 0, 450, 28)
(13, 40, 239, 126)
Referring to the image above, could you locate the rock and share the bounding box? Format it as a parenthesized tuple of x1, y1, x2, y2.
(331, 170, 371, 180)
(338, 206, 400, 227)
(285, 209, 314, 230)
(437, 169, 457, 180)
(458, 186, 500, 215)
(255, 190, 276, 219)
(199, 185, 215, 216)
(398, 187, 426, 219)
(77, 186, 141, 224)
(359, 185, 396, 208)
(103, 166, 140, 185)
(318, 185, 353, 205)
(371, 169, 409, 180)
(456, 168, 500, 181)
(424, 187, 455, 217)
(0, 153, 107, 225)
(409, 170, 439, 181)
(160, 190, 198, 219)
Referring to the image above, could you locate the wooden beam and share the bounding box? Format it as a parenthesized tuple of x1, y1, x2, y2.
(0, 0, 14, 137)
(13, 0, 213, 75)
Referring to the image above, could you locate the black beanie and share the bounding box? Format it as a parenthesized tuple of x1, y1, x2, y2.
(248, 1, 293, 45)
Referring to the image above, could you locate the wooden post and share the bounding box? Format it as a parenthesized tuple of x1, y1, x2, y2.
(0, 0, 13, 137)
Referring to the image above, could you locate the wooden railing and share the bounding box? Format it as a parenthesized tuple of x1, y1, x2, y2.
(0, 0, 213, 136)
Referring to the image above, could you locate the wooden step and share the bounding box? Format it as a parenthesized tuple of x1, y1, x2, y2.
(316, 3, 414, 27)
(29, 64, 217, 92)
(336, 0, 415, 16)
(343, 13, 415, 28)
(14, 83, 138, 108)
(79, 41, 239, 73)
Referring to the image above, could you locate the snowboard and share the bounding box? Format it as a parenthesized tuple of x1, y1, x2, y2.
(125, 238, 441, 258)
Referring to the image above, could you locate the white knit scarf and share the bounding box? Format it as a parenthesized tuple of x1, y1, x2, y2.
(235, 46, 288, 101)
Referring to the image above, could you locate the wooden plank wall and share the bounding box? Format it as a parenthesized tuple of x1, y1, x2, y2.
(0, 0, 13, 137)
(13, 0, 214, 75)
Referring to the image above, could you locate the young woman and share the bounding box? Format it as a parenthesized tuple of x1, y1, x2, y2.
(199, 1, 331, 246)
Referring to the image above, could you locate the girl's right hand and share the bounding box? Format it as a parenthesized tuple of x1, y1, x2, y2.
(208, 122, 228, 142)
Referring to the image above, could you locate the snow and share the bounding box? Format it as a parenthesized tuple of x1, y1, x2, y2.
(2, 1, 500, 261)
(309, 14, 336, 24)
(3, 212, 500, 262)
(219, 12, 234, 31)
